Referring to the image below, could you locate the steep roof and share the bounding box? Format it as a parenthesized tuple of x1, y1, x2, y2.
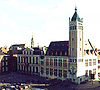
(47, 41, 69, 56)
(71, 8, 82, 22)
(11, 44, 25, 47)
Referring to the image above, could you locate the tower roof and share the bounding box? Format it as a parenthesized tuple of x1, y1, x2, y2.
(71, 7, 82, 22)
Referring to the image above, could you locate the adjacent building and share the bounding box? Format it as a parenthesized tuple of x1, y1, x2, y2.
(40, 41, 68, 80)
(1, 55, 17, 73)
(17, 47, 45, 75)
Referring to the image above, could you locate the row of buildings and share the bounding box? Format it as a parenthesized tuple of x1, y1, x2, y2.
(0, 8, 100, 84)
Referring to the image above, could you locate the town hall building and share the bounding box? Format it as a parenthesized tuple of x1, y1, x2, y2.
(17, 8, 98, 84)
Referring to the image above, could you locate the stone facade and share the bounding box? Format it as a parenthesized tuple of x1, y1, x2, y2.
(16, 8, 99, 84)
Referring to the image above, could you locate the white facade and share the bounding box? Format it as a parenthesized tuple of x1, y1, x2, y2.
(68, 8, 98, 84)
(17, 48, 40, 75)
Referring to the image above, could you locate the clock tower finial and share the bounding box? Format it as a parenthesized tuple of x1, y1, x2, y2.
(75, 6, 77, 12)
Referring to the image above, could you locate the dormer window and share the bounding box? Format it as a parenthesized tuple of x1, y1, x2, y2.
(90, 50, 93, 54)
(86, 50, 89, 55)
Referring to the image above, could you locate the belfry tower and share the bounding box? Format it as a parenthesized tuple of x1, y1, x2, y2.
(69, 8, 84, 84)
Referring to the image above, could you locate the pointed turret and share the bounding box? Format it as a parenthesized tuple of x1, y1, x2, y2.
(71, 7, 82, 22)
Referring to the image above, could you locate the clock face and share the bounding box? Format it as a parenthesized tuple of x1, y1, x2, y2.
(40, 56, 44, 59)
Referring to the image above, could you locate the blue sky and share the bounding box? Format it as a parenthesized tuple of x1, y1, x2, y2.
(0, 0, 100, 48)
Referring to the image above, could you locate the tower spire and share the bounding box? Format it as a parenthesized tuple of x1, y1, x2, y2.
(31, 33, 34, 48)
(75, 6, 77, 12)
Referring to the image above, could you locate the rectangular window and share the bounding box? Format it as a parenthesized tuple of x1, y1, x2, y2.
(85, 59, 88, 66)
(46, 68, 49, 75)
(41, 67, 44, 75)
(2, 62, 4, 66)
(20, 65, 21, 70)
(6, 62, 8, 65)
(46, 59, 49, 66)
(28, 66, 30, 71)
(30, 51, 31, 55)
(59, 59, 62, 67)
(26, 57, 28, 63)
(33, 57, 34, 64)
(59, 70, 62, 77)
(2, 67, 4, 72)
(72, 38, 74, 41)
(22, 57, 24, 63)
(30, 66, 31, 73)
(22, 65, 24, 71)
(30, 57, 31, 64)
(32, 66, 35, 73)
(98, 66, 100, 70)
(18, 56, 20, 63)
(50, 69, 53, 76)
(28, 57, 30, 63)
(98, 60, 100, 64)
(21, 65, 23, 71)
(89, 59, 92, 66)
(36, 67, 38, 73)
(79, 59, 83, 62)
(63, 70, 67, 78)
(54, 59, 57, 67)
(31, 57, 32, 64)
(63, 60, 67, 67)
(54, 69, 57, 76)
(84, 50, 86, 55)
(6, 57, 8, 60)
(41, 61, 44, 66)
(98, 73, 100, 77)
(23, 66, 25, 71)
(93, 69, 96, 74)
(93, 59, 96, 65)
(72, 48, 74, 51)
(31, 66, 33, 72)
(70, 59, 72, 62)
(21, 57, 23, 63)
(36, 57, 38, 64)
(50, 59, 53, 66)
(18, 65, 20, 70)
(6, 67, 8, 71)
